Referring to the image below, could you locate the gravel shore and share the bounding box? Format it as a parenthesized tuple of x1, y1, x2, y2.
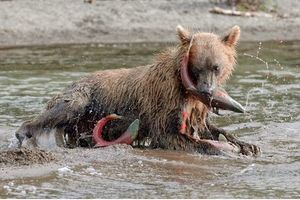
(0, 0, 299, 46)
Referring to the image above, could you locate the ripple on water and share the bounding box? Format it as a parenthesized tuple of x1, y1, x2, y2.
(0, 42, 299, 198)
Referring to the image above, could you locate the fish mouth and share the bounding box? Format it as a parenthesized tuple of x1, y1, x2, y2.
(179, 110, 241, 155)
(180, 48, 245, 114)
(198, 138, 241, 155)
(210, 88, 245, 114)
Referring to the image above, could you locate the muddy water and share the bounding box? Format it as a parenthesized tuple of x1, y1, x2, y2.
(0, 41, 299, 198)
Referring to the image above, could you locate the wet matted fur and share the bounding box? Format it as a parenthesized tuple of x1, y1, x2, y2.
(16, 25, 260, 155)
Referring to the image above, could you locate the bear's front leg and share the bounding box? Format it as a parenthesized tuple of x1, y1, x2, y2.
(207, 123, 261, 156)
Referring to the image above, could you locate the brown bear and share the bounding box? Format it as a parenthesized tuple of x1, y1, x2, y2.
(15, 25, 260, 156)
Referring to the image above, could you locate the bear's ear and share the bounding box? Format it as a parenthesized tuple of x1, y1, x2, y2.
(222, 25, 240, 47)
(176, 25, 191, 44)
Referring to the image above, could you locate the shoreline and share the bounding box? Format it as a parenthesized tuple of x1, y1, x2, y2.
(0, 39, 299, 50)
(0, 0, 299, 47)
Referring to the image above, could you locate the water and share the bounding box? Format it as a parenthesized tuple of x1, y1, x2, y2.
(0, 41, 299, 198)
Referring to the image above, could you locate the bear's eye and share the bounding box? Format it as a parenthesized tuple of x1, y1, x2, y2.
(213, 65, 220, 74)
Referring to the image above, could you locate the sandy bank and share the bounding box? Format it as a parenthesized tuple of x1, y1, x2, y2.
(0, 0, 299, 47)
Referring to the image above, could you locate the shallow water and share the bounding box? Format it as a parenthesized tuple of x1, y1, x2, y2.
(0, 41, 299, 198)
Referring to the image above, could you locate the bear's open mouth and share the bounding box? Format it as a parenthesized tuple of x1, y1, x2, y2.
(180, 48, 245, 114)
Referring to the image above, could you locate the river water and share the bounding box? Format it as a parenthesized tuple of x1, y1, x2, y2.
(0, 41, 299, 198)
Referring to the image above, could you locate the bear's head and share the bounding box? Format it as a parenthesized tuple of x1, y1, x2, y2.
(177, 25, 240, 97)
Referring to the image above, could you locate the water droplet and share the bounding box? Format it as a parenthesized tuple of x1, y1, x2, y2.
(8, 181, 14, 187)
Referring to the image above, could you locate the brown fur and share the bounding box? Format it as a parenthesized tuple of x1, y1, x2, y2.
(16, 25, 260, 155)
